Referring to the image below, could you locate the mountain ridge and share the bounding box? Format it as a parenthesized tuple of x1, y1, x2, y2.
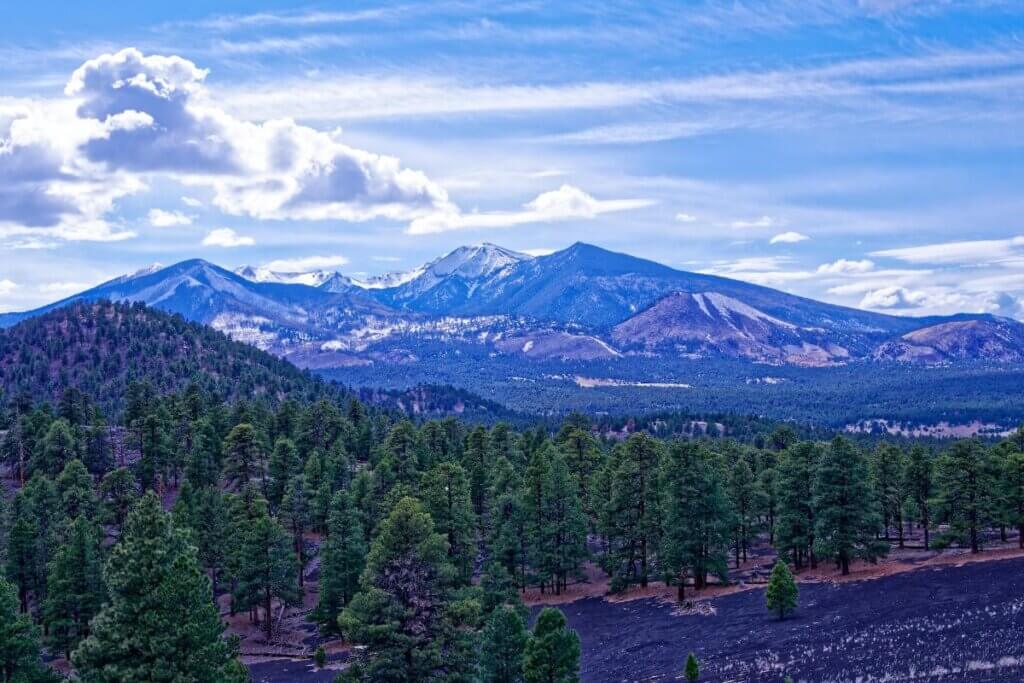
(1, 242, 1018, 369)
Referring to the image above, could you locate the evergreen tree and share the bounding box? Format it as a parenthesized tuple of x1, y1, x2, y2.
(37, 418, 77, 478)
(813, 437, 888, 575)
(904, 445, 933, 550)
(339, 497, 453, 682)
(659, 442, 731, 600)
(523, 607, 580, 683)
(0, 575, 58, 683)
(223, 423, 264, 492)
(267, 438, 300, 509)
(42, 516, 106, 657)
(56, 458, 98, 523)
(765, 560, 798, 620)
(421, 461, 477, 585)
(872, 443, 907, 546)
(603, 434, 662, 589)
(481, 606, 529, 683)
(315, 493, 366, 633)
(463, 426, 491, 518)
(99, 468, 137, 532)
(1004, 452, 1024, 549)
(556, 427, 603, 520)
(684, 653, 699, 682)
(234, 508, 302, 640)
(71, 492, 243, 682)
(774, 442, 820, 569)
(727, 459, 759, 567)
(933, 439, 995, 553)
(279, 477, 310, 587)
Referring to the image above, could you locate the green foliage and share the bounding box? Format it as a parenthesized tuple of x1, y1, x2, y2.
(601, 434, 662, 589)
(480, 606, 529, 683)
(421, 461, 477, 585)
(0, 574, 59, 683)
(315, 492, 366, 633)
(684, 653, 699, 682)
(933, 439, 997, 553)
(813, 437, 888, 575)
(765, 560, 798, 620)
(42, 516, 106, 657)
(71, 492, 242, 682)
(659, 442, 731, 600)
(523, 607, 580, 683)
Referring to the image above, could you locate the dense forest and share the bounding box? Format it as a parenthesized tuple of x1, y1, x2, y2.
(2, 303, 1024, 681)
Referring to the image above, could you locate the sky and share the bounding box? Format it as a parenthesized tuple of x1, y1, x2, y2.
(1, 0, 1024, 318)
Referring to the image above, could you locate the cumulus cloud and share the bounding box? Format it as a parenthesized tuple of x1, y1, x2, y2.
(147, 208, 192, 227)
(262, 254, 349, 271)
(522, 247, 556, 257)
(769, 231, 809, 244)
(0, 48, 454, 245)
(817, 258, 875, 274)
(202, 228, 254, 247)
(0, 279, 17, 295)
(860, 286, 929, 309)
(675, 212, 697, 223)
(407, 184, 653, 234)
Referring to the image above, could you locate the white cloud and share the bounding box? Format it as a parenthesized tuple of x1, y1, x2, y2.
(202, 228, 254, 247)
(732, 215, 776, 229)
(262, 254, 349, 272)
(871, 236, 1024, 265)
(181, 195, 203, 207)
(675, 212, 697, 223)
(522, 247, 556, 257)
(860, 286, 929, 309)
(769, 231, 809, 244)
(39, 281, 95, 294)
(147, 208, 192, 227)
(0, 279, 17, 295)
(407, 184, 654, 235)
(817, 258, 875, 274)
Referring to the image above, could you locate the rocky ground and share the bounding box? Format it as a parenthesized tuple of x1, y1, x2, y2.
(565, 555, 1024, 682)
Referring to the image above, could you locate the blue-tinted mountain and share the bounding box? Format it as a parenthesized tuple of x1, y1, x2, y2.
(1, 242, 1019, 368)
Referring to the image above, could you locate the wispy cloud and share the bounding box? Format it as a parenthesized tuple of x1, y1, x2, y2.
(202, 228, 254, 247)
(770, 231, 810, 244)
(262, 255, 349, 272)
(871, 236, 1024, 264)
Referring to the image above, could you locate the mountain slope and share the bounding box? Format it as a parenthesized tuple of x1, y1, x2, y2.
(1, 242, 1019, 369)
(874, 319, 1024, 363)
(0, 300, 339, 413)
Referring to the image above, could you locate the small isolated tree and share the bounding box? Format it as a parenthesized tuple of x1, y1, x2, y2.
(523, 607, 580, 683)
(684, 653, 699, 682)
(765, 560, 798, 620)
(480, 605, 529, 683)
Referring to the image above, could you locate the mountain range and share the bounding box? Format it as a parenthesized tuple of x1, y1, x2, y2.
(2, 242, 1022, 369)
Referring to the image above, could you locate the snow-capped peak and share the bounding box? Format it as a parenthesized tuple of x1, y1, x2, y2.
(350, 266, 426, 290)
(116, 263, 164, 283)
(233, 265, 341, 288)
(425, 243, 531, 280)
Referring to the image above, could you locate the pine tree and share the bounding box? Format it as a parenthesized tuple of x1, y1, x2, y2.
(933, 439, 995, 553)
(315, 492, 366, 633)
(480, 606, 529, 683)
(71, 492, 243, 682)
(603, 434, 662, 589)
(279, 477, 310, 587)
(765, 560, 798, 620)
(813, 437, 888, 575)
(538, 451, 588, 595)
(5, 493, 42, 613)
(904, 445, 933, 550)
(556, 427, 603, 520)
(56, 458, 98, 523)
(523, 607, 580, 683)
(0, 575, 58, 683)
(339, 496, 452, 682)
(234, 508, 302, 641)
(659, 442, 731, 600)
(872, 443, 907, 546)
(267, 438, 300, 509)
(420, 461, 477, 585)
(98, 468, 137, 532)
(727, 459, 759, 567)
(684, 653, 699, 682)
(774, 442, 820, 569)
(223, 423, 264, 492)
(463, 426, 491, 518)
(37, 418, 78, 478)
(42, 516, 106, 657)
(1004, 452, 1024, 549)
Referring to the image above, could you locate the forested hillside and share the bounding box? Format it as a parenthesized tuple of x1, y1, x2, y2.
(3, 307, 1024, 680)
(0, 301, 339, 417)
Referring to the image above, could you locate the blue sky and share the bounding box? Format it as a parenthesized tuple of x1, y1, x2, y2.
(2, 0, 1024, 317)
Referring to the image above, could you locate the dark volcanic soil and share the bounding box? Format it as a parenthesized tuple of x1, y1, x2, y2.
(565, 556, 1024, 682)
